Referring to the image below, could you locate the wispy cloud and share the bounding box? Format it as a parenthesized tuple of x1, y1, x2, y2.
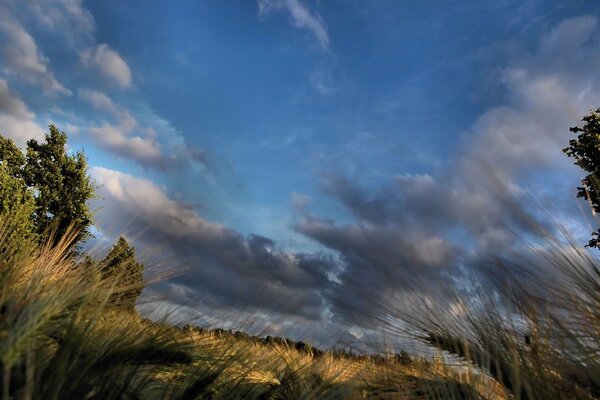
(0, 9, 71, 95)
(309, 67, 336, 95)
(80, 44, 132, 88)
(79, 88, 211, 171)
(25, 0, 95, 43)
(258, 0, 330, 49)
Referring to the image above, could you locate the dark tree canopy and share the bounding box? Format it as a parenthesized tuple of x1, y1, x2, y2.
(0, 125, 95, 245)
(564, 108, 600, 248)
(100, 236, 144, 310)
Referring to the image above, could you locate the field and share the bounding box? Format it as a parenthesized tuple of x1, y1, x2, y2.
(1, 210, 600, 400)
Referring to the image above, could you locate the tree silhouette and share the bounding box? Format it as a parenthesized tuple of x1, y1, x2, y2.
(100, 236, 144, 311)
(564, 108, 600, 248)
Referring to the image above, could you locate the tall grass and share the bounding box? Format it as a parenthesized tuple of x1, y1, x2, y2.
(6, 199, 600, 399)
(331, 198, 600, 399)
(0, 211, 485, 399)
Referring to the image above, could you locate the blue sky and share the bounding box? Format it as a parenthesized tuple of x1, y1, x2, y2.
(1, 0, 600, 345)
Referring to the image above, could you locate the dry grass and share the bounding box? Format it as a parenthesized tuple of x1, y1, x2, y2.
(3, 204, 600, 399)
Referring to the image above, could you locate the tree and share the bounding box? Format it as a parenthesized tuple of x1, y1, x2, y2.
(0, 136, 25, 179)
(0, 165, 37, 256)
(99, 236, 144, 311)
(564, 107, 600, 248)
(0, 125, 95, 246)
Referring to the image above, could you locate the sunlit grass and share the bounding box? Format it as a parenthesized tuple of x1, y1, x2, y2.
(4, 203, 600, 399)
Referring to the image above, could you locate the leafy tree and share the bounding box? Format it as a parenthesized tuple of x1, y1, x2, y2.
(99, 236, 144, 311)
(0, 165, 37, 256)
(564, 107, 600, 248)
(0, 136, 25, 179)
(0, 125, 95, 246)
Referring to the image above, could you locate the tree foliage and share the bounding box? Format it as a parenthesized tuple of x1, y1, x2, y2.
(0, 125, 95, 246)
(0, 165, 37, 256)
(564, 108, 600, 248)
(99, 236, 144, 310)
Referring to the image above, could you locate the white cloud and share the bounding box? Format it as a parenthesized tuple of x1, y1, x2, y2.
(79, 88, 212, 171)
(460, 17, 600, 186)
(79, 90, 153, 164)
(92, 167, 234, 244)
(80, 44, 132, 88)
(89, 123, 162, 166)
(78, 88, 116, 114)
(0, 11, 71, 95)
(258, 0, 330, 49)
(78, 88, 137, 129)
(0, 78, 44, 144)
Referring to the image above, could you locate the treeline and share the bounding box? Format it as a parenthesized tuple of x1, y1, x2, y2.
(181, 324, 414, 365)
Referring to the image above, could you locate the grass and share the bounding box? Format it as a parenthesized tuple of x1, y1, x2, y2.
(2, 207, 600, 399)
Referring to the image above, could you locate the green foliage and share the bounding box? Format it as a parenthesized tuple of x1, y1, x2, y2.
(24, 125, 95, 244)
(0, 125, 95, 247)
(100, 236, 144, 311)
(0, 136, 25, 179)
(0, 166, 37, 256)
(564, 108, 600, 248)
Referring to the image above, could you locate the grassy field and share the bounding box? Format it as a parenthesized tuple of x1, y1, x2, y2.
(1, 210, 600, 400)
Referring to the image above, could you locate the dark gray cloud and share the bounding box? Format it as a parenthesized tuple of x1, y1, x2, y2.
(92, 167, 337, 322)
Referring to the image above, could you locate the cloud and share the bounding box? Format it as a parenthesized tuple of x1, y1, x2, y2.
(81, 44, 132, 88)
(0, 78, 44, 144)
(25, 0, 95, 43)
(78, 88, 136, 129)
(80, 89, 164, 167)
(0, 10, 71, 95)
(292, 15, 600, 330)
(89, 123, 163, 166)
(258, 0, 330, 49)
(309, 67, 336, 95)
(91, 167, 336, 321)
(79, 88, 212, 171)
(0, 79, 31, 120)
(79, 88, 118, 114)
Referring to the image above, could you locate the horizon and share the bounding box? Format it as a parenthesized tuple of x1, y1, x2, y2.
(1, 0, 600, 348)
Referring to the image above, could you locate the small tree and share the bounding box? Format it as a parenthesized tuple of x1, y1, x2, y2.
(564, 107, 600, 248)
(0, 125, 95, 246)
(99, 236, 144, 311)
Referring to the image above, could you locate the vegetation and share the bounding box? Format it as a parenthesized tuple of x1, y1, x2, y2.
(564, 107, 600, 248)
(1, 114, 600, 398)
(0, 125, 95, 247)
(98, 236, 144, 311)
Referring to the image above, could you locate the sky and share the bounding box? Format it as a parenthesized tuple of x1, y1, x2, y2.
(1, 0, 600, 348)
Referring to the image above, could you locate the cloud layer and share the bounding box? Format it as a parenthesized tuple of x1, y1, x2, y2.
(291, 16, 600, 330)
(92, 167, 337, 323)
